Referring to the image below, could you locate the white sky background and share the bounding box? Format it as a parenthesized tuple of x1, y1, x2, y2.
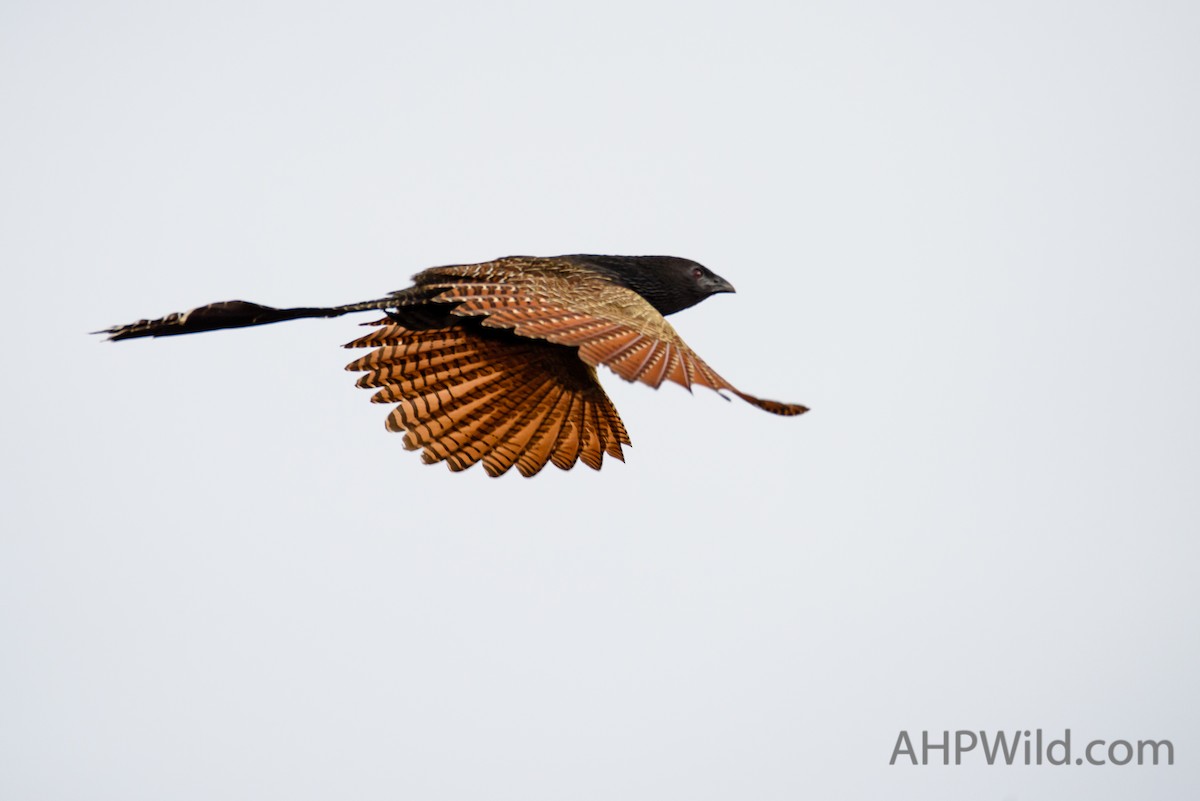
(2, 1, 1198, 799)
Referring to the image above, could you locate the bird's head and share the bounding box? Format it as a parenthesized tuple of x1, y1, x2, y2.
(569, 254, 736, 316)
(678, 258, 737, 298)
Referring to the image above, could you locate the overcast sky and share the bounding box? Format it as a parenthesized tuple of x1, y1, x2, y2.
(2, 1, 1197, 799)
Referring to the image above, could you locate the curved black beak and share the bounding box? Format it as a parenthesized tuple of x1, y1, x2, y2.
(703, 274, 736, 295)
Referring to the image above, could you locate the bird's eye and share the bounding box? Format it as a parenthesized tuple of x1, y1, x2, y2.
(692, 267, 704, 280)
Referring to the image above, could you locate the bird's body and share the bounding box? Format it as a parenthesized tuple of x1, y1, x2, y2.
(99, 255, 807, 476)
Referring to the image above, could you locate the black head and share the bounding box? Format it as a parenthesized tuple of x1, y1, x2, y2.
(564, 255, 736, 316)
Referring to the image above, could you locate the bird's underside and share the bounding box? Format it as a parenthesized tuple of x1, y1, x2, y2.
(98, 255, 808, 476)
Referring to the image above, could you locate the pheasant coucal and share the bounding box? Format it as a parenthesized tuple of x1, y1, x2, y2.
(99, 255, 808, 476)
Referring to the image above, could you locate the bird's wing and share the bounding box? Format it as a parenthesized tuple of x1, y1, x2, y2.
(344, 323, 629, 477)
(415, 257, 808, 416)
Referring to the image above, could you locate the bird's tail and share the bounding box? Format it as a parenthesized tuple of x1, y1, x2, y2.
(94, 297, 403, 341)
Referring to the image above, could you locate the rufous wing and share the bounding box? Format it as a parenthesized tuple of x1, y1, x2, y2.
(412, 260, 808, 416)
(344, 323, 630, 476)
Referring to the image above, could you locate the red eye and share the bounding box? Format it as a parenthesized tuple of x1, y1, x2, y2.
(692, 267, 704, 279)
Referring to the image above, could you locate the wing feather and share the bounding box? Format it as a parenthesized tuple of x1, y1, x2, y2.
(514, 386, 570, 478)
(414, 258, 807, 415)
(549, 393, 584, 470)
(345, 322, 629, 474)
(439, 370, 557, 473)
(480, 377, 561, 477)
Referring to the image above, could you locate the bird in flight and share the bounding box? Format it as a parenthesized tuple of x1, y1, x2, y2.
(98, 255, 808, 476)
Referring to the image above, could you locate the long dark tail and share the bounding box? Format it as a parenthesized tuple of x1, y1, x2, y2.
(95, 297, 402, 341)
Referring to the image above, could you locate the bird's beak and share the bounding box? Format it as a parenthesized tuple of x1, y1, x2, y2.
(705, 275, 736, 295)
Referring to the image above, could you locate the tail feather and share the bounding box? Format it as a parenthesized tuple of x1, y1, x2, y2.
(95, 297, 402, 341)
